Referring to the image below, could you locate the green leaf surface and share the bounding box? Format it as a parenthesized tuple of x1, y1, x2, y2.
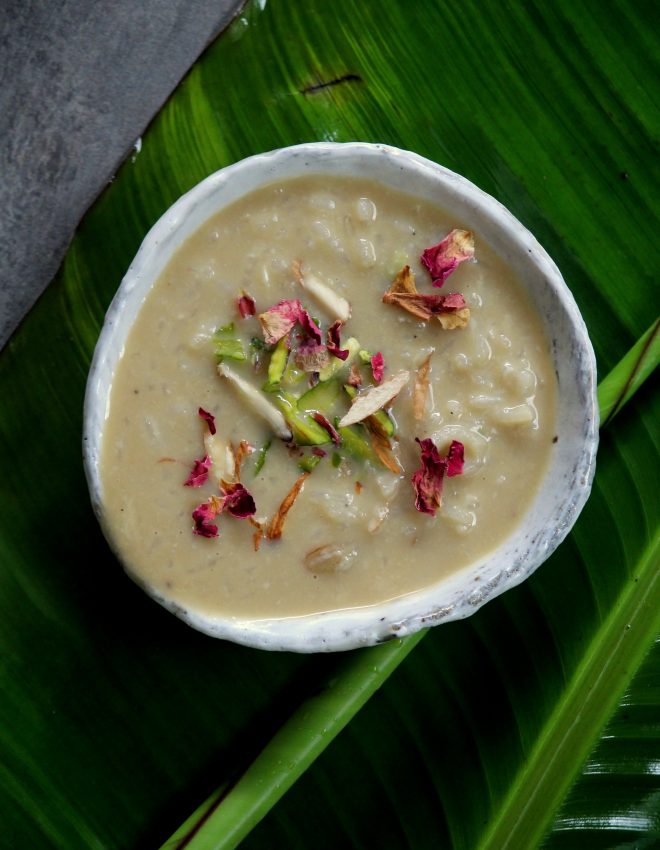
(1, 1, 659, 848)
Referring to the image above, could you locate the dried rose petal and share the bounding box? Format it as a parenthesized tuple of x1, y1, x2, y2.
(266, 472, 310, 540)
(311, 412, 342, 445)
(446, 440, 465, 477)
(191, 496, 223, 537)
(384, 288, 469, 322)
(327, 320, 349, 361)
(421, 229, 474, 287)
(295, 339, 331, 372)
(412, 437, 466, 515)
(184, 454, 212, 487)
(371, 352, 384, 383)
(221, 481, 257, 518)
(411, 437, 446, 516)
(258, 299, 304, 344)
(198, 406, 216, 435)
(347, 362, 363, 387)
(237, 291, 257, 318)
(382, 266, 470, 327)
(297, 309, 323, 345)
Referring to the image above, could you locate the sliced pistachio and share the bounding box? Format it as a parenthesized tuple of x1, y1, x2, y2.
(318, 336, 360, 382)
(272, 391, 332, 446)
(263, 336, 289, 391)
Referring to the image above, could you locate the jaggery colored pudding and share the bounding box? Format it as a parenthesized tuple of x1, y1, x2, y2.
(100, 176, 556, 621)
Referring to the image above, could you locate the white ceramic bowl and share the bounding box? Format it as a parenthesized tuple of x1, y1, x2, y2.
(83, 142, 598, 652)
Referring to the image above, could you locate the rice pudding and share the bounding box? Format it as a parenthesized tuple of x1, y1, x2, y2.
(99, 175, 557, 622)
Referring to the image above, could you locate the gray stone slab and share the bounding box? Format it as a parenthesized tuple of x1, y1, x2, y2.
(0, 0, 242, 350)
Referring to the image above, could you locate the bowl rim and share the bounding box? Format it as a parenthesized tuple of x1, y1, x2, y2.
(83, 141, 599, 652)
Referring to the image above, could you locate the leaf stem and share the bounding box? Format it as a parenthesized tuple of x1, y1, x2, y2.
(160, 633, 426, 850)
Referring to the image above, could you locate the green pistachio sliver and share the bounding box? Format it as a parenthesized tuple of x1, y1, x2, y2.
(298, 377, 343, 414)
(318, 337, 361, 382)
(263, 337, 290, 392)
(299, 452, 324, 473)
(272, 391, 332, 446)
(213, 323, 247, 362)
(336, 423, 378, 465)
(253, 439, 272, 476)
(282, 359, 306, 388)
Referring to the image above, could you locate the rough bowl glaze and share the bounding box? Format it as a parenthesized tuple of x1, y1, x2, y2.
(83, 142, 598, 652)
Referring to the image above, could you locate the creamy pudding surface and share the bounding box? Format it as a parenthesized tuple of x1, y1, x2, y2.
(100, 175, 557, 621)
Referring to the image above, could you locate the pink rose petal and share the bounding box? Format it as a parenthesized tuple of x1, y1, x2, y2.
(258, 299, 304, 345)
(184, 454, 212, 487)
(192, 500, 220, 537)
(371, 352, 384, 383)
(420, 229, 474, 287)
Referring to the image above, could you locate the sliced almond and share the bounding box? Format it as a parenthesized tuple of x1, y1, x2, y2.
(338, 370, 410, 428)
(217, 362, 292, 441)
(204, 431, 236, 484)
(293, 260, 351, 322)
(413, 352, 433, 420)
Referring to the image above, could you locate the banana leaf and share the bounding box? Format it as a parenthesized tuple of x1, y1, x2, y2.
(1, 1, 658, 848)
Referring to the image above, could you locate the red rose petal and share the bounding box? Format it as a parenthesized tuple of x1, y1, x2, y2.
(192, 500, 220, 537)
(327, 320, 349, 361)
(237, 291, 256, 318)
(311, 412, 342, 446)
(412, 437, 466, 514)
(221, 481, 257, 518)
(198, 406, 216, 435)
(297, 308, 323, 345)
(411, 437, 446, 516)
(371, 352, 384, 383)
(184, 454, 212, 487)
(446, 440, 465, 477)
